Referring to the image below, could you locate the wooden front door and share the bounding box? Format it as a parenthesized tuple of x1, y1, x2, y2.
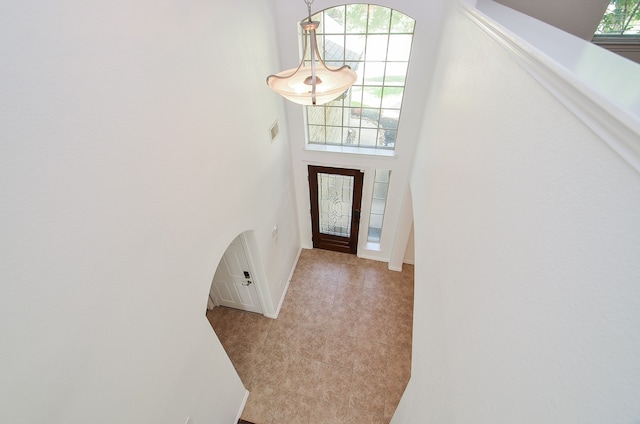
(308, 165, 364, 254)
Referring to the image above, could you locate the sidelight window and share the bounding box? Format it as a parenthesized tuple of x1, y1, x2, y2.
(367, 169, 390, 243)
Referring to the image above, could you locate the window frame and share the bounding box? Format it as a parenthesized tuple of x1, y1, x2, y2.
(303, 4, 416, 153)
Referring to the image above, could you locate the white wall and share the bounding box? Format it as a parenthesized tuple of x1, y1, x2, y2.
(395, 1, 640, 423)
(0, 0, 299, 423)
(273, 0, 447, 264)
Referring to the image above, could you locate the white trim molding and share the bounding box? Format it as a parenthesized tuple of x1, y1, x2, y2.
(235, 389, 250, 424)
(463, 1, 640, 174)
(592, 38, 640, 65)
(266, 246, 302, 319)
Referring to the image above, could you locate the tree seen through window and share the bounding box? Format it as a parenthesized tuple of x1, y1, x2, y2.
(595, 0, 640, 36)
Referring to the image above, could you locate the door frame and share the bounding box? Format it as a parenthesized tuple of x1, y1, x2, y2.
(308, 165, 364, 254)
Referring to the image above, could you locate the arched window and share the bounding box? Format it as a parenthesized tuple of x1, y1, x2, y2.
(304, 4, 415, 151)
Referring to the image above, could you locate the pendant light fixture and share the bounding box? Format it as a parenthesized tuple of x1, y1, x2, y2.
(266, 0, 357, 106)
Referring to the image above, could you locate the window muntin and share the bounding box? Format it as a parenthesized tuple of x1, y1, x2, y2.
(304, 5, 415, 150)
(595, 0, 640, 36)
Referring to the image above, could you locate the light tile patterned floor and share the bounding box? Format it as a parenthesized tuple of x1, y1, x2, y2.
(206, 248, 414, 424)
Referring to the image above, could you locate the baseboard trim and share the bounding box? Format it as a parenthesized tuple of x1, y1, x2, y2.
(356, 251, 410, 272)
(357, 252, 388, 263)
(235, 389, 250, 424)
(269, 279, 292, 319)
(265, 246, 301, 319)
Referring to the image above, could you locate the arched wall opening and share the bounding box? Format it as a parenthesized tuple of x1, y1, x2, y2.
(205, 230, 274, 317)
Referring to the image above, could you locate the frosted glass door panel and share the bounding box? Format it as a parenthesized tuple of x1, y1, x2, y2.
(318, 173, 354, 237)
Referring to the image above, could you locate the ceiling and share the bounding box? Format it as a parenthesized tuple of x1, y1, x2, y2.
(494, 0, 610, 40)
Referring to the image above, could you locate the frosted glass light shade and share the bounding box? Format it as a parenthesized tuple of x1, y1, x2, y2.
(267, 65, 357, 106)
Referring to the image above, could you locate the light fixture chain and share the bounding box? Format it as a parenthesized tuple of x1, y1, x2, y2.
(304, 0, 313, 22)
(309, 26, 317, 105)
(304, 0, 316, 104)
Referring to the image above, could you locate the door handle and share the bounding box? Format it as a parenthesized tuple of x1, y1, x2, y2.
(242, 281, 253, 286)
(354, 210, 361, 224)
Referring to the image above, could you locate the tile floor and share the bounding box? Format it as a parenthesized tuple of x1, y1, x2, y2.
(206, 248, 414, 424)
